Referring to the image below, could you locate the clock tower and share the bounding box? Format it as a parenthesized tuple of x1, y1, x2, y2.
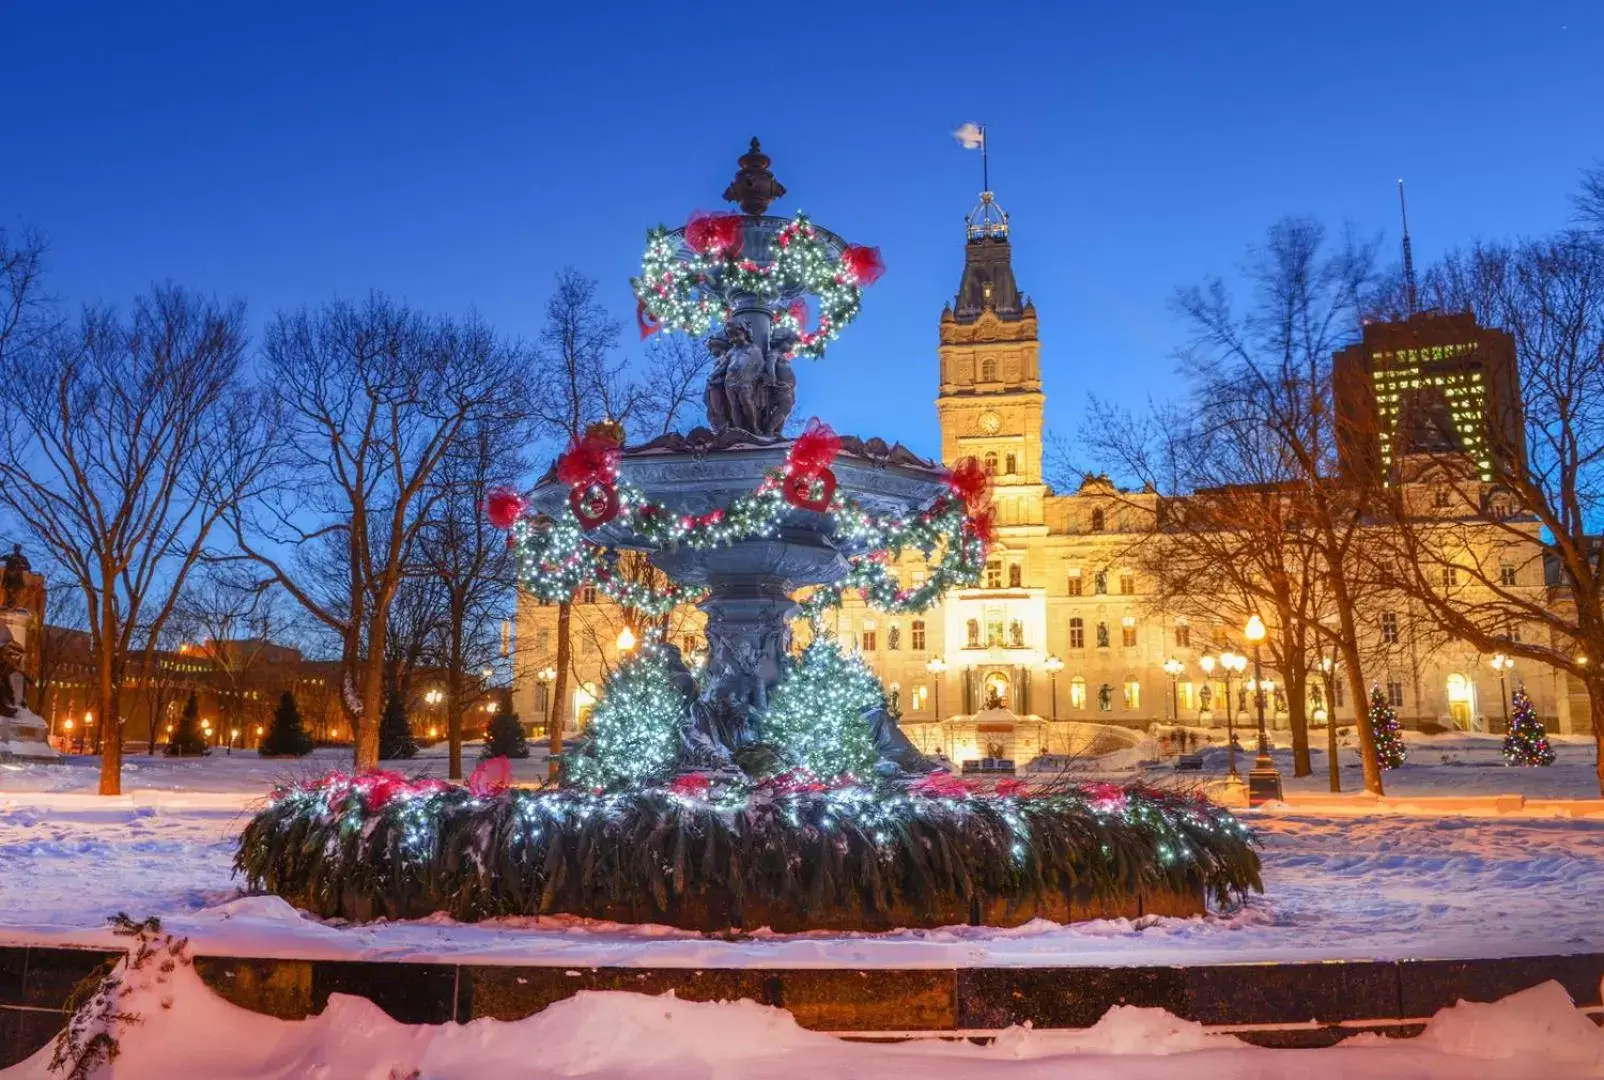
(935, 187, 1045, 530)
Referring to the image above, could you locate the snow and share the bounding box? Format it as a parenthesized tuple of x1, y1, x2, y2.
(4, 739, 1604, 968)
(5, 950, 1603, 1079)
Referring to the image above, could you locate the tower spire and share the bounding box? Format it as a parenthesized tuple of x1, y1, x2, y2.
(1398, 178, 1418, 315)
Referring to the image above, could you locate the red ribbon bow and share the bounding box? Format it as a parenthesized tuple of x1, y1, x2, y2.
(557, 432, 621, 488)
(946, 456, 992, 514)
(788, 418, 841, 475)
(909, 771, 977, 799)
(840, 244, 885, 286)
(685, 211, 744, 257)
(468, 756, 513, 797)
(484, 487, 527, 530)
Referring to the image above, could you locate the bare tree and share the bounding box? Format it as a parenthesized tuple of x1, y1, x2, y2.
(1577, 163, 1604, 235)
(1369, 234, 1604, 790)
(417, 420, 529, 778)
(0, 240, 264, 793)
(638, 334, 716, 436)
(231, 296, 525, 770)
(529, 270, 633, 778)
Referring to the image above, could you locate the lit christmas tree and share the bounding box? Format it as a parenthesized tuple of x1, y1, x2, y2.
(764, 637, 882, 779)
(1368, 685, 1408, 770)
(566, 646, 691, 790)
(1502, 685, 1555, 766)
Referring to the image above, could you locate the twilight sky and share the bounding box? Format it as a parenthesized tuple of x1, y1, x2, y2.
(4, 1, 1599, 467)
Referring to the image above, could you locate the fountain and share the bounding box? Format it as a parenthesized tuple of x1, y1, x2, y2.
(236, 142, 1260, 931)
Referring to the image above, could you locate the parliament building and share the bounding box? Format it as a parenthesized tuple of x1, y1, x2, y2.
(513, 188, 1586, 761)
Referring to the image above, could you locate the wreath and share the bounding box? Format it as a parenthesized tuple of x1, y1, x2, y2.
(632, 212, 883, 360)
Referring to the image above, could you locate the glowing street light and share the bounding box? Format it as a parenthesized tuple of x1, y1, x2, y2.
(1490, 653, 1515, 730)
(1243, 614, 1283, 804)
(1162, 657, 1184, 724)
(1043, 654, 1063, 720)
(617, 626, 637, 653)
(926, 656, 947, 722)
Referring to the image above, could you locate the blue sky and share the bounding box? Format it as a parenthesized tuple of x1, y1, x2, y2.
(4, 1, 1599, 465)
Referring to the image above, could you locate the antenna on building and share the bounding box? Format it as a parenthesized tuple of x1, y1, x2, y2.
(1398, 178, 1418, 316)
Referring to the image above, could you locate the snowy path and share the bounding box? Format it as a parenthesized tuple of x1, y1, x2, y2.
(4, 740, 1604, 968)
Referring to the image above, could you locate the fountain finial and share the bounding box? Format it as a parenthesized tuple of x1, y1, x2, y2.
(723, 138, 786, 216)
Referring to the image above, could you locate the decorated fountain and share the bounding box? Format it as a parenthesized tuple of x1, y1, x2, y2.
(237, 142, 1260, 931)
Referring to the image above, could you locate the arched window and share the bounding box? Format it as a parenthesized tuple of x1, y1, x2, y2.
(983, 451, 999, 476)
(1070, 676, 1087, 709)
(966, 619, 981, 647)
(1005, 452, 1017, 475)
(980, 357, 998, 382)
(1123, 679, 1141, 710)
(1090, 508, 1106, 532)
(1069, 617, 1085, 649)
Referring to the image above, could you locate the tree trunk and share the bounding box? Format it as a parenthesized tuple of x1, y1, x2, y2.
(1285, 664, 1312, 777)
(1329, 575, 1383, 795)
(95, 588, 122, 796)
(1321, 672, 1341, 793)
(1587, 677, 1604, 797)
(447, 591, 466, 781)
(354, 610, 387, 771)
(548, 600, 572, 781)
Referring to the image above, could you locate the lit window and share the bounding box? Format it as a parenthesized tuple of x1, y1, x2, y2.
(911, 619, 926, 651)
(861, 629, 877, 651)
(1380, 612, 1399, 644)
(1122, 622, 1138, 648)
(1069, 676, 1087, 709)
(1123, 679, 1141, 710)
(1178, 681, 1195, 710)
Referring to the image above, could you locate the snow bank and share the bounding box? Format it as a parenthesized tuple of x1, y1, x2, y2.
(9, 949, 1604, 1080)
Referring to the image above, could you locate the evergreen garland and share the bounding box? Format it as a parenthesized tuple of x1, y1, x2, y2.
(763, 637, 881, 779)
(1368, 686, 1408, 770)
(482, 711, 530, 760)
(164, 691, 209, 757)
(378, 691, 418, 761)
(565, 647, 690, 790)
(236, 777, 1262, 928)
(259, 691, 314, 757)
(1502, 685, 1555, 766)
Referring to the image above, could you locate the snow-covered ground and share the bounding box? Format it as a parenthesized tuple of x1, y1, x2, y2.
(6, 951, 1604, 1080)
(3, 737, 1604, 968)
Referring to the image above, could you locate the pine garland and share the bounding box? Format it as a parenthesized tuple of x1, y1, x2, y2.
(1502, 685, 1555, 766)
(1368, 686, 1408, 770)
(235, 777, 1262, 927)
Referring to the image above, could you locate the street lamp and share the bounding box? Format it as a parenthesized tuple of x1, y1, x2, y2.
(1198, 654, 1216, 724)
(1043, 654, 1063, 721)
(1162, 657, 1183, 725)
(228, 728, 240, 756)
(1243, 614, 1283, 804)
(926, 656, 947, 723)
(1320, 655, 1340, 792)
(1219, 651, 1246, 780)
(617, 626, 637, 653)
(1490, 654, 1514, 731)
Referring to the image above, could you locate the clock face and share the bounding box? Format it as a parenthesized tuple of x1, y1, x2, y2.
(978, 411, 1003, 435)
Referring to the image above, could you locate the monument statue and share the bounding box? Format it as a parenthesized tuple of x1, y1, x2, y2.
(2, 544, 30, 609)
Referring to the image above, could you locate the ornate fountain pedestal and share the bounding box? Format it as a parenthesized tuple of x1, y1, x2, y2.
(533, 435, 950, 768)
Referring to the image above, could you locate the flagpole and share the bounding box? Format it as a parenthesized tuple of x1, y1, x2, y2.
(981, 125, 989, 193)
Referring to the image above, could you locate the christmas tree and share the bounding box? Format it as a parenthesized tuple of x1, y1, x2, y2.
(567, 647, 690, 789)
(259, 690, 314, 757)
(482, 711, 530, 759)
(1368, 685, 1408, 770)
(164, 691, 209, 757)
(1502, 685, 1555, 766)
(378, 690, 418, 761)
(764, 637, 882, 779)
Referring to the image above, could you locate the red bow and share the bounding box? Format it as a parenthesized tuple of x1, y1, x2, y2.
(636, 298, 661, 341)
(909, 771, 977, 799)
(787, 298, 810, 335)
(484, 487, 527, 530)
(557, 432, 621, 488)
(468, 756, 513, 797)
(685, 211, 744, 257)
(995, 778, 1030, 798)
(946, 456, 991, 513)
(966, 505, 998, 546)
(839, 244, 885, 286)
(788, 418, 841, 475)
(669, 772, 714, 798)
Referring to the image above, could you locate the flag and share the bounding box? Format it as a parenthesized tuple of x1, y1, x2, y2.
(953, 123, 984, 150)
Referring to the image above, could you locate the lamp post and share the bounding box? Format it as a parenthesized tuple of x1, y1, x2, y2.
(926, 656, 947, 722)
(616, 626, 637, 653)
(1243, 614, 1283, 804)
(1162, 657, 1183, 725)
(1321, 656, 1341, 792)
(1198, 654, 1216, 725)
(1220, 651, 1246, 781)
(1043, 654, 1063, 721)
(1490, 653, 1514, 732)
